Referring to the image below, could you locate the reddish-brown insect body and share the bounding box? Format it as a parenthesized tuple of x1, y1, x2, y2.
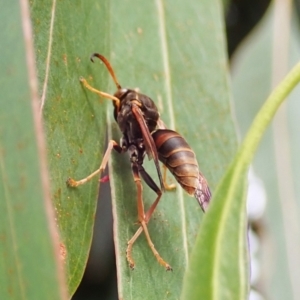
(67, 53, 211, 270)
(151, 129, 211, 210)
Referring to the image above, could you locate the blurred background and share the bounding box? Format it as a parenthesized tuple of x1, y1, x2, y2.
(73, 0, 300, 299)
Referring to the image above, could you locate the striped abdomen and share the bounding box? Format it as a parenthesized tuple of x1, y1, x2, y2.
(152, 129, 211, 212)
(151, 129, 199, 195)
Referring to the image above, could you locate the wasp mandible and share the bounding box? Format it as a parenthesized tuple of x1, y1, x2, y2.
(67, 53, 211, 270)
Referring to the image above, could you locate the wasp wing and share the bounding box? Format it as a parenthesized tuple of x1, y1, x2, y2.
(131, 104, 164, 191)
(157, 118, 167, 130)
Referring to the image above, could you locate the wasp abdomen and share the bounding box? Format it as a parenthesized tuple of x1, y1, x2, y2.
(152, 129, 199, 195)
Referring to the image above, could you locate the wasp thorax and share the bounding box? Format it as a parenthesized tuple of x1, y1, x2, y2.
(114, 88, 128, 100)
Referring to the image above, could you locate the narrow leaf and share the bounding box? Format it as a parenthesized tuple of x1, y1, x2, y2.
(182, 59, 300, 299)
(108, 0, 237, 298)
(30, 0, 109, 295)
(0, 1, 66, 299)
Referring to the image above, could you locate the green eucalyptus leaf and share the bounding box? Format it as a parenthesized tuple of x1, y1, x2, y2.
(30, 0, 109, 295)
(0, 1, 66, 299)
(109, 0, 237, 299)
(232, 5, 300, 299)
(182, 57, 300, 299)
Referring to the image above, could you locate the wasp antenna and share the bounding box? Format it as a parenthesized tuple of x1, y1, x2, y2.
(90, 53, 122, 90)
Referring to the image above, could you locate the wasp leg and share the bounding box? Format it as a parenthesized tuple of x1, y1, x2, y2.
(126, 165, 172, 271)
(80, 77, 120, 106)
(67, 140, 122, 187)
(162, 165, 176, 191)
(139, 166, 163, 223)
(126, 226, 143, 269)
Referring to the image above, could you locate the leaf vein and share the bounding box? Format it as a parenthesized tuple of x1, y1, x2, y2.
(40, 0, 57, 111)
(155, 0, 189, 266)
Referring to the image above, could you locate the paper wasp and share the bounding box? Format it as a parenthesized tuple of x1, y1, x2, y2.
(67, 53, 211, 270)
